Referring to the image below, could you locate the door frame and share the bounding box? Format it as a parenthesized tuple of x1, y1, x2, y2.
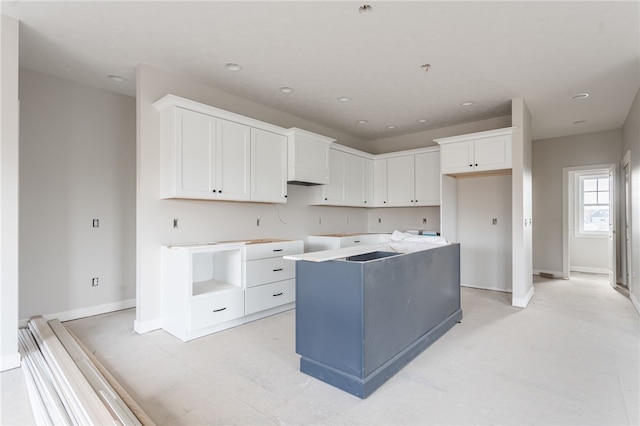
(562, 163, 617, 283)
(621, 151, 632, 287)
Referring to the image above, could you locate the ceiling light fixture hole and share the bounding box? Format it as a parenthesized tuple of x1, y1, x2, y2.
(359, 4, 373, 14)
(571, 93, 589, 100)
(225, 63, 243, 71)
(279, 87, 294, 94)
(108, 74, 126, 83)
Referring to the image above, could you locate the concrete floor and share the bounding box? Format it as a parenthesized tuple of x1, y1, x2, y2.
(2, 274, 639, 425)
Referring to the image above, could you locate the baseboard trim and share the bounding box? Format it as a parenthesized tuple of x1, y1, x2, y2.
(0, 352, 21, 372)
(19, 298, 136, 328)
(570, 266, 609, 275)
(461, 283, 512, 293)
(512, 286, 535, 308)
(533, 269, 565, 279)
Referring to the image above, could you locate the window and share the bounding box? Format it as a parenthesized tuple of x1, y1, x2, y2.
(578, 174, 610, 235)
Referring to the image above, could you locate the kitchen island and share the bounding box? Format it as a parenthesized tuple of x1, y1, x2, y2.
(286, 239, 461, 398)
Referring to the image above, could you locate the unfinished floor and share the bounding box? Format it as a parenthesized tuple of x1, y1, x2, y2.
(2, 273, 639, 425)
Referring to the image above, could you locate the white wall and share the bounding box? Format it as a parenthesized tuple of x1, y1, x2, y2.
(621, 88, 640, 312)
(458, 174, 513, 292)
(18, 69, 136, 321)
(533, 130, 623, 276)
(0, 14, 20, 371)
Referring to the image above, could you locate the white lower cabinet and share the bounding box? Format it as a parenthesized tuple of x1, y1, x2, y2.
(243, 240, 303, 315)
(161, 239, 303, 342)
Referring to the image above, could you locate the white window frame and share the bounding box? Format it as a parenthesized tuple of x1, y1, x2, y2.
(574, 170, 610, 238)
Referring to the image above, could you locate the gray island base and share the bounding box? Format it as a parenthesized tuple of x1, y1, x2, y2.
(293, 243, 461, 398)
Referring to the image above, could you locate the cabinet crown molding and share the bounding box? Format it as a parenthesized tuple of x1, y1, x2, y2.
(153, 94, 288, 135)
(433, 126, 517, 145)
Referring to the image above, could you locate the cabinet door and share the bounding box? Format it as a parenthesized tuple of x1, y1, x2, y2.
(251, 129, 287, 203)
(325, 149, 346, 204)
(474, 135, 512, 172)
(344, 152, 366, 206)
(372, 159, 388, 207)
(387, 155, 415, 206)
(440, 141, 474, 174)
(414, 152, 440, 206)
(175, 108, 217, 199)
(216, 118, 251, 201)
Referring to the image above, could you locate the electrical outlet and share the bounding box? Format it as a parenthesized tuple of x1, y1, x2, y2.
(378, 218, 382, 223)
(319, 218, 322, 225)
(257, 218, 261, 227)
(173, 218, 179, 228)
(422, 218, 427, 224)
(92, 277, 99, 287)
(346, 217, 350, 224)
(92, 219, 99, 228)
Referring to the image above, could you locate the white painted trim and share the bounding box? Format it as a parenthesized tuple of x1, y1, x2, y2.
(461, 283, 512, 293)
(570, 266, 609, 275)
(0, 352, 21, 372)
(133, 318, 163, 334)
(512, 286, 535, 308)
(19, 299, 136, 328)
(433, 126, 517, 145)
(630, 292, 640, 316)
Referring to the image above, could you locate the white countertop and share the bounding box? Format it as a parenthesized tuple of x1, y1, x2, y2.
(284, 243, 390, 262)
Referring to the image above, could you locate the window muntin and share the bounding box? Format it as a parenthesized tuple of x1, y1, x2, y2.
(579, 174, 609, 235)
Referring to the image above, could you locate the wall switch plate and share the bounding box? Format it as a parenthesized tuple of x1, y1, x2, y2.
(92, 277, 99, 287)
(173, 218, 179, 228)
(422, 218, 427, 224)
(378, 218, 382, 223)
(92, 219, 99, 228)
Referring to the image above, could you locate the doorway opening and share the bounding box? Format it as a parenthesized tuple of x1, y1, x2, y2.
(563, 164, 617, 289)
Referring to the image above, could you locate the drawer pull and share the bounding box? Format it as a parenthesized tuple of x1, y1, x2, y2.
(272, 249, 283, 252)
(212, 307, 227, 313)
(272, 268, 284, 272)
(273, 292, 284, 297)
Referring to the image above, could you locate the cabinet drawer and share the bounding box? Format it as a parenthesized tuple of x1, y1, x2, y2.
(190, 291, 244, 330)
(246, 279, 295, 315)
(246, 257, 295, 287)
(245, 240, 303, 260)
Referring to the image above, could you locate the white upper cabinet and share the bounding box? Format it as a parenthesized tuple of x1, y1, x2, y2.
(309, 146, 371, 207)
(372, 159, 388, 207)
(216, 118, 251, 201)
(436, 127, 516, 175)
(286, 128, 335, 185)
(387, 155, 415, 206)
(251, 128, 287, 203)
(154, 95, 290, 203)
(414, 151, 440, 206)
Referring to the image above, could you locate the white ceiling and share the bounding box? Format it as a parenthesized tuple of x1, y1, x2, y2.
(2, 1, 639, 142)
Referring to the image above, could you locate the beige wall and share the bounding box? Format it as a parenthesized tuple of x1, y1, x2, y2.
(533, 130, 622, 275)
(19, 69, 137, 321)
(1, 14, 20, 371)
(621, 88, 639, 311)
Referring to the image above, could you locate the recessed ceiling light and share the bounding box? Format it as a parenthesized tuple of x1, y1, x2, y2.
(357, 120, 369, 124)
(337, 96, 351, 102)
(359, 4, 373, 14)
(460, 101, 475, 107)
(225, 63, 242, 71)
(279, 87, 294, 94)
(571, 93, 589, 100)
(386, 125, 397, 130)
(108, 74, 126, 83)
(417, 119, 428, 123)
(573, 120, 587, 125)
